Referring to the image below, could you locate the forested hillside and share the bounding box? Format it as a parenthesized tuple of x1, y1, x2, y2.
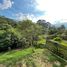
(0, 16, 67, 67)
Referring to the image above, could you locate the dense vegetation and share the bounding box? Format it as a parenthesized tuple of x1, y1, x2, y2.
(0, 16, 47, 51)
(0, 16, 67, 66)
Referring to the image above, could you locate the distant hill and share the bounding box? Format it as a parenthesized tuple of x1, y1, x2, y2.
(0, 16, 17, 27)
(37, 20, 52, 28)
(54, 22, 67, 29)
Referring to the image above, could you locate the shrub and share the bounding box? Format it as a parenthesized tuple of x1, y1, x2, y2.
(54, 37, 62, 42)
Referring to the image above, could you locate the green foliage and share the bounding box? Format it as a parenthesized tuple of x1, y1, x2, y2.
(0, 48, 33, 63)
(54, 37, 62, 42)
(46, 40, 67, 60)
(18, 19, 33, 30)
(48, 28, 57, 35)
(0, 16, 67, 56)
(0, 16, 67, 67)
(0, 16, 17, 28)
(0, 17, 45, 51)
(60, 40, 67, 46)
(0, 23, 22, 51)
(34, 35, 46, 48)
(17, 19, 43, 48)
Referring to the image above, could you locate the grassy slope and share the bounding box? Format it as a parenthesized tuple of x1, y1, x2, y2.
(15, 48, 67, 67)
(0, 48, 33, 64)
(0, 48, 67, 67)
(28, 49, 67, 67)
(60, 40, 67, 46)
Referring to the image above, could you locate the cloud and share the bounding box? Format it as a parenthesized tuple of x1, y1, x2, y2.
(14, 12, 53, 23)
(35, 0, 67, 23)
(0, 0, 14, 10)
(15, 12, 38, 22)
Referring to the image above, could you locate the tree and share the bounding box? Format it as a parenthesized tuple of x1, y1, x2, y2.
(57, 25, 65, 35)
(18, 19, 43, 47)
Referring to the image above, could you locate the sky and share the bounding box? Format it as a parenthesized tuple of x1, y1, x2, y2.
(0, 0, 67, 24)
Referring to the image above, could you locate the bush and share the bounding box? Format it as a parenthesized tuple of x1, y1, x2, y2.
(0, 24, 22, 52)
(54, 37, 62, 42)
(61, 35, 67, 40)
